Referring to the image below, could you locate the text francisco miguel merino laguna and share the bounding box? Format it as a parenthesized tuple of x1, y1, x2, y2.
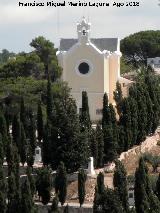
(18, 1, 140, 7)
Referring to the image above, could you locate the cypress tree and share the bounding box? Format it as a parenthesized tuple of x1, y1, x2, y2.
(12, 114, 21, 155)
(0, 110, 7, 137)
(42, 121, 52, 166)
(102, 93, 111, 128)
(78, 168, 87, 207)
(128, 96, 138, 147)
(97, 172, 105, 194)
(64, 204, 69, 213)
(37, 101, 43, 143)
(36, 167, 51, 205)
(27, 144, 34, 167)
(27, 112, 36, 166)
(0, 164, 7, 213)
(134, 157, 148, 213)
(135, 157, 160, 213)
(156, 173, 160, 201)
(7, 171, 21, 213)
(103, 124, 117, 163)
(113, 81, 123, 116)
(27, 166, 36, 197)
(0, 134, 4, 164)
(6, 139, 15, 176)
(119, 98, 132, 150)
(113, 160, 129, 212)
(93, 187, 123, 213)
(48, 196, 59, 213)
(20, 97, 27, 133)
(109, 103, 119, 152)
(96, 124, 104, 168)
(90, 129, 98, 168)
(79, 91, 91, 130)
(117, 125, 125, 153)
(136, 87, 147, 144)
(20, 124, 27, 165)
(13, 145, 20, 191)
(55, 162, 67, 206)
(0, 110, 7, 152)
(46, 74, 53, 120)
(21, 178, 35, 213)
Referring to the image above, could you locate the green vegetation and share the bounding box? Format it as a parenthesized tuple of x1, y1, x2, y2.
(121, 30, 160, 68)
(78, 168, 87, 207)
(113, 160, 129, 212)
(55, 162, 67, 206)
(135, 157, 160, 213)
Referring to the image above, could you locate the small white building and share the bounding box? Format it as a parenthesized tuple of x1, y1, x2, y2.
(147, 57, 160, 74)
(57, 17, 131, 121)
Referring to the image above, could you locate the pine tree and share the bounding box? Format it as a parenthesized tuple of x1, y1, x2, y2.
(48, 196, 60, 213)
(113, 160, 129, 212)
(97, 172, 105, 194)
(96, 124, 104, 168)
(55, 162, 67, 206)
(0, 164, 7, 213)
(21, 178, 35, 213)
(78, 168, 87, 207)
(79, 91, 91, 130)
(37, 101, 43, 143)
(46, 74, 53, 120)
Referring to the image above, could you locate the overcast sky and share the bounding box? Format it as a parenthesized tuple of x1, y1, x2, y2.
(0, 0, 159, 53)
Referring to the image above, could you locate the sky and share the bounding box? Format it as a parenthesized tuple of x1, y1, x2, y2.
(0, 0, 159, 53)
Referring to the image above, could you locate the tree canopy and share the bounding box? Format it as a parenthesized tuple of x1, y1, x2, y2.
(121, 30, 160, 68)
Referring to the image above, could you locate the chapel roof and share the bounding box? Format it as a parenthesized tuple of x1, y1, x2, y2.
(59, 38, 118, 52)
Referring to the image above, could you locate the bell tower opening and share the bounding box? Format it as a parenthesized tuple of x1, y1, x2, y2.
(77, 17, 91, 43)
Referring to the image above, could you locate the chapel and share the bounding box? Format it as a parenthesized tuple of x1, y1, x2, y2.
(57, 17, 131, 121)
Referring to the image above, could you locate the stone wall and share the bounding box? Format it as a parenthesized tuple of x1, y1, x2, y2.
(36, 203, 93, 213)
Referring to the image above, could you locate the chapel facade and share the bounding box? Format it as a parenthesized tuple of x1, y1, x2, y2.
(57, 17, 131, 121)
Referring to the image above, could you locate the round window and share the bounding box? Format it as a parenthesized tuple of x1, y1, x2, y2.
(78, 62, 89, 74)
